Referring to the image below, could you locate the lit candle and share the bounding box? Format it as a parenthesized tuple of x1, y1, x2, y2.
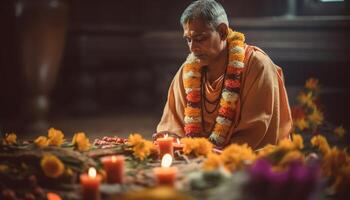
(80, 167, 102, 200)
(153, 154, 177, 187)
(157, 134, 174, 159)
(173, 138, 184, 151)
(101, 155, 124, 184)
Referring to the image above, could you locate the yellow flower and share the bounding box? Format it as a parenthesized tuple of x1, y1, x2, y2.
(3, 133, 17, 145)
(334, 126, 346, 138)
(311, 135, 330, 155)
(278, 150, 305, 169)
(72, 132, 91, 151)
(0, 164, 9, 172)
(40, 154, 64, 178)
(181, 137, 213, 157)
(294, 118, 309, 131)
(48, 128, 65, 147)
(292, 134, 304, 149)
(277, 138, 295, 151)
(133, 140, 155, 161)
(220, 144, 255, 172)
(203, 153, 222, 171)
(305, 78, 319, 90)
(34, 136, 49, 148)
(307, 109, 324, 126)
(128, 133, 143, 146)
(256, 144, 276, 158)
(321, 147, 348, 177)
(297, 92, 314, 108)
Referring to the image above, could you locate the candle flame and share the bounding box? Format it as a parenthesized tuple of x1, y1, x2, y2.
(176, 138, 180, 144)
(161, 154, 172, 168)
(164, 134, 168, 139)
(88, 167, 97, 178)
(111, 155, 117, 162)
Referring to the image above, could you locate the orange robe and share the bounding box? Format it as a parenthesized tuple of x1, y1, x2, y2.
(157, 45, 292, 150)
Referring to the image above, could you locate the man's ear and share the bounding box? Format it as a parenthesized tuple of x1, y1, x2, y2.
(217, 23, 228, 40)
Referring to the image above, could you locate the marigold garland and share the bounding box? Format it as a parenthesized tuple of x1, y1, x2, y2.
(183, 28, 246, 147)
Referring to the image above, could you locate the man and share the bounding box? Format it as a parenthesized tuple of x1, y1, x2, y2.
(156, 0, 292, 150)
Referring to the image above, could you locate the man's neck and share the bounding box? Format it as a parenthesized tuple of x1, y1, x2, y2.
(206, 47, 228, 84)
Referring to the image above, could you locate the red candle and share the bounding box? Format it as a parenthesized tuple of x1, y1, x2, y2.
(153, 154, 177, 187)
(80, 167, 102, 200)
(157, 135, 174, 159)
(173, 138, 184, 151)
(101, 155, 124, 184)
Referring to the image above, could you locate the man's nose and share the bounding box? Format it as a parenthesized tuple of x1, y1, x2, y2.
(189, 41, 200, 53)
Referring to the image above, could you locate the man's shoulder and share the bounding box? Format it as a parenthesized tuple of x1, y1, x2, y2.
(246, 45, 277, 72)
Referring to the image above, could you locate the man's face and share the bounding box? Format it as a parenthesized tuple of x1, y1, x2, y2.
(183, 19, 225, 66)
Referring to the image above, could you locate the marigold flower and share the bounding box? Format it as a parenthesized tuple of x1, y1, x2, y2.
(218, 107, 235, 119)
(213, 123, 229, 135)
(307, 109, 324, 126)
(128, 133, 143, 146)
(181, 137, 213, 157)
(3, 133, 17, 145)
(221, 143, 255, 172)
(186, 91, 201, 103)
(297, 92, 314, 108)
(72, 132, 91, 151)
(334, 126, 346, 138)
(294, 118, 309, 131)
(34, 136, 49, 148)
(184, 78, 201, 88)
(292, 134, 304, 149)
(278, 138, 295, 151)
(229, 53, 244, 62)
(278, 150, 305, 169)
(220, 99, 236, 109)
(133, 140, 155, 161)
(256, 144, 276, 158)
(48, 128, 65, 147)
(224, 79, 240, 89)
(203, 153, 222, 171)
(183, 63, 201, 73)
(227, 31, 245, 42)
(311, 135, 330, 155)
(40, 154, 64, 178)
(305, 78, 319, 90)
(227, 66, 244, 75)
(184, 107, 201, 117)
(184, 123, 201, 134)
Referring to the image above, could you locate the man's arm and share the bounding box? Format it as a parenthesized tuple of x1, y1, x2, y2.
(156, 66, 187, 138)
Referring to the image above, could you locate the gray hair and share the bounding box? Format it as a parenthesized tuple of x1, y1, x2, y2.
(180, 0, 228, 29)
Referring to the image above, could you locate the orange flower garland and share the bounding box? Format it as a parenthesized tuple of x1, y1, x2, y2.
(183, 28, 245, 147)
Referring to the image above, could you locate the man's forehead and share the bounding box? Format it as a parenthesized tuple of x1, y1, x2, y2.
(183, 20, 212, 37)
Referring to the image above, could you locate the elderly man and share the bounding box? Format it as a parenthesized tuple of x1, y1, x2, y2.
(156, 0, 292, 150)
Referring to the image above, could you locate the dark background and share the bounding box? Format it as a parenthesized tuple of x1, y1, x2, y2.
(0, 0, 350, 139)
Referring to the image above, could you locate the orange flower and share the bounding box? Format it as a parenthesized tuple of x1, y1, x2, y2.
(183, 63, 201, 73)
(184, 107, 201, 117)
(184, 78, 201, 88)
(186, 91, 200, 103)
(229, 53, 244, 62)
(305, 78, 319, 90)
(3, 133, 17, 145)
(184, 123, 201, 134)
(224, 79, 240, 89)
(40, 154, 64, 178)
(203, 153, 222, 171)
(227, 31, 245, 42)
(48, 128, 65, 147)
(213, 123, 229, 135)
(227, 66, 244, 75)
(218, 107, 235, 119)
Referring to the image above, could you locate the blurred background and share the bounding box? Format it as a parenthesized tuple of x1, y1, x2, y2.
(0, 0, 349, 141)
